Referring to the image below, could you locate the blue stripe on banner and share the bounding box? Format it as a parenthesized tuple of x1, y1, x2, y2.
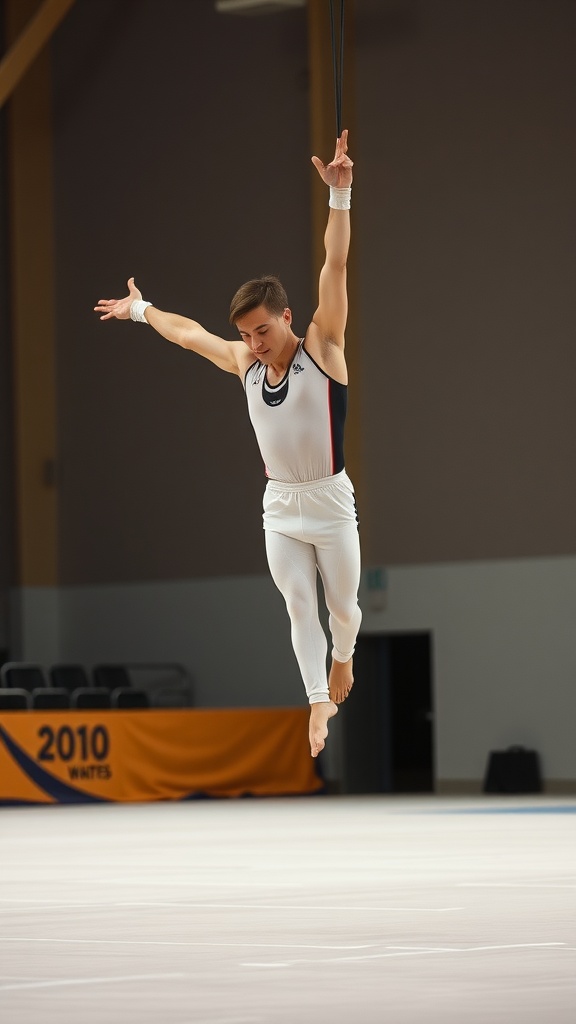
(0, 724, 109, 804)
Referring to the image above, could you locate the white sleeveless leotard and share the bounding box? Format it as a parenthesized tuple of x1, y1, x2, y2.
(243, 339, 361, 703)
(243, 340, 347, 484)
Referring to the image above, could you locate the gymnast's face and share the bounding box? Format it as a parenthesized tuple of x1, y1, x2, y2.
(236, 304, 292, 362)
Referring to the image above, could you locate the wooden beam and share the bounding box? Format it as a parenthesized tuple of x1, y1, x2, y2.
(6, 0, 60, 586)
(307, 0, 362, 501)
(0, 0, 75, 109)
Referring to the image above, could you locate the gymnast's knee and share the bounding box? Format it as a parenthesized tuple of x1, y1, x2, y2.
(283, 588, 317, 623)
(329, 602, 362, 630)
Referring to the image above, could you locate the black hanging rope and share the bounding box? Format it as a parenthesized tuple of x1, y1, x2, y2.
(329, 0, 345, 138)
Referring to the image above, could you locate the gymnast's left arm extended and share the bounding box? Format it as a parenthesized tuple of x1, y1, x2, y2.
(307, 130, 353, 380)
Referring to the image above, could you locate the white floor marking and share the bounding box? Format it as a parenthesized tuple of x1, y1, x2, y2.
(0, 898, 463, 912)
(458, 882, 576, 889)
(386, 944, 567, 952)
(88, 880, 301, 888)
(0, 899, 109, 906)
(243, 941, 566, 969)
(244, 950, 441, 968)
(115, 902, 464, 912)
(194, 1019, 262, 1024)
(0, 972, 185, 992)
(0, 937, 375, 951)
(0, 903, 117, 912)
(173, 1019, 261, 1024)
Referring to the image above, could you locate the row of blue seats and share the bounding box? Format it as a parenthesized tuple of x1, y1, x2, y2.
(0, 661, 194, 710)
(0, 662, 148, 711)
(1, 662, 131, 693)
(0, 687, 147, 711)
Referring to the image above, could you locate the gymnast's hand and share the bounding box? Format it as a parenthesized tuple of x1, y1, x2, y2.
(94, 277, 142, 320)
(311, 129, 353, 188)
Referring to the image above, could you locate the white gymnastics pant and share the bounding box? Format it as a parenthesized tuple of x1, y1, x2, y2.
(263, 470, 362, 704)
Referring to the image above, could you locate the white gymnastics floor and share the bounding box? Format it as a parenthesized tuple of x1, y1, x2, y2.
(0, 795, 575, 1024)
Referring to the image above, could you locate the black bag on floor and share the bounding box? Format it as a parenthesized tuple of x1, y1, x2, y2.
(483, 745, 542, 794)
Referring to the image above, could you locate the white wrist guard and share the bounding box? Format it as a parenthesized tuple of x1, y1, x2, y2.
(130, 299, 152, 323)
(329, 186, 351, 210)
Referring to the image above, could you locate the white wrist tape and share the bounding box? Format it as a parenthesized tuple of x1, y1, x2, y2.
(329, 186, 351, 210)
(130, 299, 152, 323)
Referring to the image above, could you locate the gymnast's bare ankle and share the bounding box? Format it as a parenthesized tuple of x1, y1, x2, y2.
(329, 657, 354, 704)
(309, 700, 338, 758)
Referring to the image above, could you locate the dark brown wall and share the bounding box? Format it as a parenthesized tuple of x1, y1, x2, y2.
(0, 92, 14, 641)
(49, 0, 576, 584)
(354, 0, 576, 563)
(53, 0, 312, 583)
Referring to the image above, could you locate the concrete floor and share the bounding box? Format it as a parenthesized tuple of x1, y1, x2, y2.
(0, 795, 575, 1023)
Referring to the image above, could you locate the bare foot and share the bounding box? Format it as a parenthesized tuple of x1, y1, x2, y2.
(309, 701, 338, 758)
(329, 657, 354, 704)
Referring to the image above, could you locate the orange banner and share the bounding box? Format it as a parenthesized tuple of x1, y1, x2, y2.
(0, 708, 323, 803)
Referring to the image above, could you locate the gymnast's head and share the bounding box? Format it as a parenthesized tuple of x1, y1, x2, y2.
(229, 275, 289, 327)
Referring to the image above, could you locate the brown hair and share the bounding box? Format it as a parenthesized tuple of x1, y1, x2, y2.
(229, 275, 288, 326)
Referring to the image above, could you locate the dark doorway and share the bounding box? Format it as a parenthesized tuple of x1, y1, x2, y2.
(340, 632, 434, 794)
